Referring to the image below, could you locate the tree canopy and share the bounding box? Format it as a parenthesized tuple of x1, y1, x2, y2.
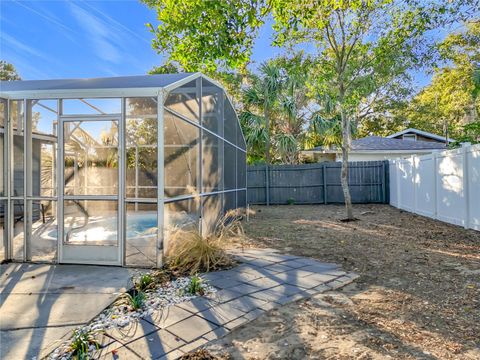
(0, 60, 21, 81)
(143, 0, 479, 218)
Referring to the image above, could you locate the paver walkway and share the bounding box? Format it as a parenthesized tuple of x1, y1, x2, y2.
(0, 263, 134, 360)
(96, 249, 359, 360)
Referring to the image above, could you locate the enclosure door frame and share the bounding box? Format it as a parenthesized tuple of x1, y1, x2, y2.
(58, 113, 124, 266)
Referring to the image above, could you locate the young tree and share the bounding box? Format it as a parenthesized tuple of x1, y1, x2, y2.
(272, 1, 446, 219)
(143, 0, 474, 219)
(0, 60, 21, 81)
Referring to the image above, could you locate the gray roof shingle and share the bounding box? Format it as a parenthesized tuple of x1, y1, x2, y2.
(313, 136, 447, 152)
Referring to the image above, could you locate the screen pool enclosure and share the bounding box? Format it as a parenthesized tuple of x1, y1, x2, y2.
(0, 73, 247, 267)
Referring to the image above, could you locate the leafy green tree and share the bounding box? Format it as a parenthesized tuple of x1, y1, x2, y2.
(273, 1, 450, 219)
(143, 0, 474, 219)
(142, 0, 267, 73)
(399, 20, 480, 139)
(149, 61, 182, 75)
(0, 60, 21, 81)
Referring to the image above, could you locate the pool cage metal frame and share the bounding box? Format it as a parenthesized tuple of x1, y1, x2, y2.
(0, 73, 247, 268)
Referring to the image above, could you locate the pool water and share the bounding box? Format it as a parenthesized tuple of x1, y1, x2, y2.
(43, 210, 195, 243)
(46, 213, 158, 242)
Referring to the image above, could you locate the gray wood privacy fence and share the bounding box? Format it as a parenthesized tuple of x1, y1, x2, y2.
(247, 161, 389, 205)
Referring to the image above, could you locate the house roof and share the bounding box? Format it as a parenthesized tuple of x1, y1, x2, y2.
(386, 128, 454, 143)
(0, 73, 195, 93)
(311, 136, 447, 152)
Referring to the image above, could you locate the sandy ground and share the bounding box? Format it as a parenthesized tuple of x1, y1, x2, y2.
(202, 204, 480, 360)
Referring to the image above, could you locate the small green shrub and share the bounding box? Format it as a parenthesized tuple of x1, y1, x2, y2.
(70, 328, 99, 360)
(286, 198, 295, 205)
(125, 291, 146, 310)
(135, 273, 154, 291)
(185, 275, 205, 296)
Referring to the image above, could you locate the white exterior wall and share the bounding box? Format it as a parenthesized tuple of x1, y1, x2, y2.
(338, 150, 437, 162)
(389, 144, 480, 231)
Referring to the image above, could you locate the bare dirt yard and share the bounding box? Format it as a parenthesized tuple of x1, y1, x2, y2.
(204, 204, 480, 360)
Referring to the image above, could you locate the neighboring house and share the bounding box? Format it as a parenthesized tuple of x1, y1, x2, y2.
(303, 128, 453, 162)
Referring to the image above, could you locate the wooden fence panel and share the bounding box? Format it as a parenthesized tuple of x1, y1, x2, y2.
(247, 161, 388, 205)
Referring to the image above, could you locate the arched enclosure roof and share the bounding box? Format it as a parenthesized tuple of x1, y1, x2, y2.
(0, 72, 246, 148)
(0, 73, 194, 93)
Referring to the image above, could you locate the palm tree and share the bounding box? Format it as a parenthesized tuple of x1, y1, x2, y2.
(274, 55, 312, 163)
(242, 62, 283, 166)
(241, 62, 283, 205)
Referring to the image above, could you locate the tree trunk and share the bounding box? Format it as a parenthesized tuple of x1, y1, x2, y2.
(264, 107, 270, 206)
(340, 105, 354, 220)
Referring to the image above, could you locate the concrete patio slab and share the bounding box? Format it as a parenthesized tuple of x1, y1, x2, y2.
(105, 329, 185, 359)
(196, 303, 246, 326)
(146, 306, 194, 329)
(2, 249, 359, 360)
(0, 263, 134, 360)
(166, 315, 218, 343)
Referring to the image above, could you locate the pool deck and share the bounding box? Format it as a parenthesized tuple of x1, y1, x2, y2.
(0, 263, 134, 359)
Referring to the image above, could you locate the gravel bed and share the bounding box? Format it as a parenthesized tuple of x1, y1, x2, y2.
(47, 275, 216, 360)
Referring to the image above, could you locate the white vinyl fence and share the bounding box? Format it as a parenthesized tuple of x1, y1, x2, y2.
(389, 143, 480, 231)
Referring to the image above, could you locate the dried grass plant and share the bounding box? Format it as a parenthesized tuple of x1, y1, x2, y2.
(165, 209, 246, 275)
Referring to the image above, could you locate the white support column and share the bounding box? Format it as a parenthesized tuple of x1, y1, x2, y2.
(157, 90, 165, 268)
(197, 78, 203, 235)
(6, 99, 12, 260)
(22, 99, 28, 261)
(25, 100, 32, 261)
(57, 99, 64, 263)
(119, 98, 126, 265)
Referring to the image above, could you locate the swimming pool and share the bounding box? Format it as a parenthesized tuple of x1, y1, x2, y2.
(43, 210, 196, 244)
(43, 212, 157, 243)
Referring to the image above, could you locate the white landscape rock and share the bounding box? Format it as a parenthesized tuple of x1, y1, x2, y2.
(47, 275, 216, 360)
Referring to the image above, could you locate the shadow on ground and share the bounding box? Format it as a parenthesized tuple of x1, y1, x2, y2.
(0, 263, 133, 359)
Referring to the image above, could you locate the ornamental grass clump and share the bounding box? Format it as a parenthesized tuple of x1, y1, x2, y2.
(165, 209, 245, 275)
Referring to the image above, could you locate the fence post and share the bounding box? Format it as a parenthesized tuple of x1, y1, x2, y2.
(433, 151, 438, 219)
(265, 164, 270, 206)
(463, 144, 470, 229)
(381, 161, 386, 203)
(396, 159, 401, 209)
(323, 163, 327, 204)
(411, 155, 416, 213)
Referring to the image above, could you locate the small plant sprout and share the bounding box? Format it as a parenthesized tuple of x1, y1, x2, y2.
(135, 273, 154, 291)
(70, 328, 99, 360)
(185, 275, 205, 296)
(125, 290, 146, 310)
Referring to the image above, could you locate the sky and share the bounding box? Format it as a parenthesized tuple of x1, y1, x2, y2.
(0, 0, 449, 88)
(0, 0, 279, 81)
